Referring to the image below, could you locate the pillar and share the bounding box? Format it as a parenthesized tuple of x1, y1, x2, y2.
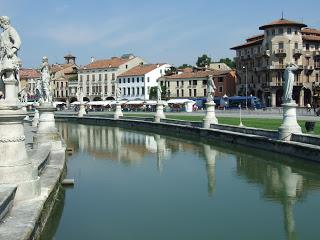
(271, 89, 276, 107)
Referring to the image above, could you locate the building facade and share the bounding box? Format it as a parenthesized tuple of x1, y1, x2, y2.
(52, 54, 78, 103)
(231, 18, 320, 107)
(19, 68, 41, 100)
(117, 63, 171, 100)
(160, 69, 237, 99)
(77, 54, 145, 101)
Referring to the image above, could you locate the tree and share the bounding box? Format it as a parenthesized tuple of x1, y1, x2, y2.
(165, 66, 178, 76)
(149, 85, 167, 100)
(196, 54, 211, 68)
(178, 64, 193, 69)
(218, 58, 236, 69)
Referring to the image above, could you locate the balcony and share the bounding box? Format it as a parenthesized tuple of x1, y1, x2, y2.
(269, 65, 285, 70)
(275, 49, 286, 57)
(315, 64, 320, 70)
(305, 51, 312, 58)
(304, 65, 314, 73)
(314, 51, 320, 57)
(293, 49, 302, 57)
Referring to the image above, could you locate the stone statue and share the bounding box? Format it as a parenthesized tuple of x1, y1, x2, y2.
(157, 81, 162, 102)
(0, 16, 22, 102)
(40, 56, 52, 103)
(76, 88, 84, 104)
(207, 74, 216, 102)
(19, 87, 28, 103)
(115, 85, 121, 102)
(283, 63, 299, 103)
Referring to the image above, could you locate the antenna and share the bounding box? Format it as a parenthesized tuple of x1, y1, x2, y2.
(281, 11, 284, 20)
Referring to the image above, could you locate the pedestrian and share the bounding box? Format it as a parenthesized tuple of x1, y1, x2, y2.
(306, 103, 311, 112)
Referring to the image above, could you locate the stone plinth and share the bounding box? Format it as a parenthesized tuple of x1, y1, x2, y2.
(278, 102, 302, 141)
(0, 108, 40, 201)
(154, 102, 166, 123)
(33, 104, 62, 150)
(22, 106, 29, 120)
(203, 101, 218, 128)
(114, 102, 123, 119)
(32, 109, 39, 127)
(78, 104, 86, 117)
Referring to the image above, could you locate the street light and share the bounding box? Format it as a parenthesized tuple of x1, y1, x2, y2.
(242, 65, 248, 110)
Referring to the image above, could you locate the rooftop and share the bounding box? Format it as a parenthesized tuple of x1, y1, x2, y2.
(81, 57, 135, 70)
(165, 70, 231, 80)
(118, 64, 166, 77)
(19, 68, 41, 79)
(259, 18, 307, 30)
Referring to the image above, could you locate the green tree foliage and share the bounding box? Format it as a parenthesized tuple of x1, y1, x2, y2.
(196, 54, 211, 67)
(149, 86, 167, 100)
(218, 58, 236, 68)
(178, 64, 193, 69)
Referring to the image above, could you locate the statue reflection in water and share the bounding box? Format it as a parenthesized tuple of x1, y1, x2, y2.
(202, 144, 218, 196)
(237, 156, 305, 240)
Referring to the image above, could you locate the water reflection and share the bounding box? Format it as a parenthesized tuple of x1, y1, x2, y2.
(55, 122, 320, 240)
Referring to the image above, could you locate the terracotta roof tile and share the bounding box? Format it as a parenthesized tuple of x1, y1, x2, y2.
(118, 64, 165, 77)
(165, 70, 231, 80)
(303, 35, 320, 42)
(19, 68, 41, 78)
(246, 34, 264, 42)
(51, 63, 74, 73)
(259, 18, 307, 30)
(230, 38, 263, 50)
(81, 57, 133, 70)
(301, 28, 320, 36)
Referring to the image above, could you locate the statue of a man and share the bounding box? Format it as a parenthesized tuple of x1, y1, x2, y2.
(76, 87, 84, 104)
(40, 56, 51, 103)
(207, 74, 216, 102)
(0, 16, 22, 99)
(283, 63, 299, 103)
(157, 81, 162, 102)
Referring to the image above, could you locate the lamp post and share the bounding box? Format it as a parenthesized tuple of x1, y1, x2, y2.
(243, 65, 248, 110)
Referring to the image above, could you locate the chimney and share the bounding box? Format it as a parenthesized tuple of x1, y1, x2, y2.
(91, 56, 95, 63)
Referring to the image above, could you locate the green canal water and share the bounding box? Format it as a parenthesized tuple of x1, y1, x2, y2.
(41, 122, 320, 240)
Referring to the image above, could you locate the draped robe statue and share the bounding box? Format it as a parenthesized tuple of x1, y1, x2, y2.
(207, 74, 216, 102)
(283, 63, 299, 103)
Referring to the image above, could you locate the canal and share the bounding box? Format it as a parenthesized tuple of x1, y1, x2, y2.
(40, 122, 320, 240)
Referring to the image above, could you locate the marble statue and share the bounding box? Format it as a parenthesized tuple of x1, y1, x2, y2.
(76, 88, 84, 104)
(157, 81, 162, 102)
(115, 85, 121, 102)
(0, 16, 21, 82)
(40, 56, 52, 103)
(283, 63, 299, 103)
(207, 74, 216, 102)
(19, 87, 28, 103)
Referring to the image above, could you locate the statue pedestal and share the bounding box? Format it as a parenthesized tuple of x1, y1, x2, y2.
(0, 78, 20, 107)
(114, 102, 123, 119)
(78, 103, 86, 117)
(32, 109, 39, 127)
(278, 102, 302, 141)
(22, 106, 29, 120)
(154, 102, 165, 123)
(34, 103, 63, 150)
(0, 107, 40, 201)
(203, 101, 218, 128)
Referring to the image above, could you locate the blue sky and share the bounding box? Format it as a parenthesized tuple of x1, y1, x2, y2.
(1, 0, 320, 68)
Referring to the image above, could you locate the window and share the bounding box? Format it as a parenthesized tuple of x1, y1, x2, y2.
(86, 75, 89, 81)
(142, 87, 145, 95)
(278, 42, 284, 49)
(132, 87, 135, 96)
(193, 89, 197, 97)
(137, 87, 139, 95)
(189, 80, 192, 86)
(279, 58, 283, 66)
(123, 88, 126, 95)
(181, 89, 184, 97)
(80, 75, 83, 81)
(128, 87, 130, 95)
(218, 77, 223, 82)
(316, 74, 319, 82)
(99, 74, 102, 81)
(132, 78, 135, 83)
(104, 74, 108, 81)
(147, 77, 150, 82)
(119, 79, 121, 84)
(202, 80, 207, 85)
(295, 42, 299, 49)
(92, 86, 95, 93)
(142, 77, 144, 82)
(177, 90, 179, 97)
(181, 81, 184, 86)
(286, 28, 291, 34)
(266, 30, 269, 36)
(272, 29, 275, 36)
(192, 80, 197, 85)
(137, 77, 139, 83)
(123, 78, 126, 84)
(189, 89, 192, 97)
(125, 64, 128, 69)
(104, 86, 107, 93)
(86, 86, 89, 93)
(278, 28, 283, 34)
(306, 43, 310, 50)
(112, 73, 115, 80)
(177, 81, 179, 87)
(57, 82, 59, 88)
(219, 86, 223, 93)
(92, 75, 95, 81)
(294, 29, 298, 35)
(204, 89, 207, 96)
(128, 78, 130, 83)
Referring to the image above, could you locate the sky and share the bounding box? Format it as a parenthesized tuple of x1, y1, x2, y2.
(1, 0, 320, 68)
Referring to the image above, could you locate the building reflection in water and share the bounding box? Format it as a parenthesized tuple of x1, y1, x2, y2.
(56, 122, 320, 240)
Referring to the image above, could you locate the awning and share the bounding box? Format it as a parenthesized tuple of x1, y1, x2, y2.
(167, 99, 195, 104)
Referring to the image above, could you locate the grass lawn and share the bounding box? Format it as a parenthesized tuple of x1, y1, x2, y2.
(124, 113, 320, 135)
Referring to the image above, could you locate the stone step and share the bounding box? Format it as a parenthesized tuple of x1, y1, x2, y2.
(28, 146, 51, 174)
(0, 185, 17, 222)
